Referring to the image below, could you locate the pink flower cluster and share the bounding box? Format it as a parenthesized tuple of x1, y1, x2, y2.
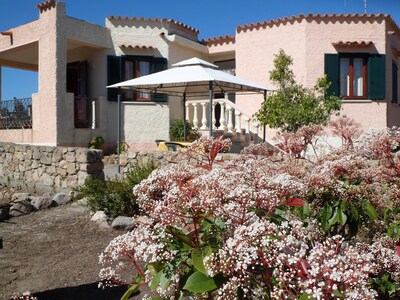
(99, 123, 400, 299)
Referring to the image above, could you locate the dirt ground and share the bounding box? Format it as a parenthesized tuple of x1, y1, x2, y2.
(0, 201, 142, 300)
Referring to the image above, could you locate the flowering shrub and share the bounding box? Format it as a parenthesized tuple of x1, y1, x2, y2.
(99, 125, 400, 299)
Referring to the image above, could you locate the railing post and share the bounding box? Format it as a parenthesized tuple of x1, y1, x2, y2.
(185, 102, 190, 122)
(254, 122, 259, 144)
(226, 105, 234, 133)
(218, 101, 226, 131)
(200, 102, 208, 130)
(212, 102, 217, 129)
(192, 103, 199, 129)
(235, 111, 242, 137)
(244, 117, 251, 142)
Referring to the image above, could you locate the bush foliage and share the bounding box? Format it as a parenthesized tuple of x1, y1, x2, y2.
(76, 160, 158, 218)
(169, 119, 199, 141)
(99, 120, 400, 299)
(255, 49, 341, 133)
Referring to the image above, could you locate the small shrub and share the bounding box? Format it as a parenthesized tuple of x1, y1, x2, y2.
(76, 160, 158, 218)
(169, 119, 199, 141)
(89, 136, 105, 149)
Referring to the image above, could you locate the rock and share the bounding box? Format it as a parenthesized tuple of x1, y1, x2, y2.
(111, 216, 133, 230)
(77, 198, 89, 207)
(9, 200, 35, 217)
(91, 211, 109, 228)
(0, 205, 10, 221)
(69, 202, 90, 213)
(91, 211, 107, 222)
(11, 193, 30, 202)
(30, 196, 54, 210)
(52, 193, 71, 205)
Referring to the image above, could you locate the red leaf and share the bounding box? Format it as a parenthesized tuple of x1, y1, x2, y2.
(396, 245, 400, 257)
(284, 197, 305, 207)
(296, 259, 310, 279)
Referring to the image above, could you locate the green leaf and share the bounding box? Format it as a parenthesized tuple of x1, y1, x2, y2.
(183, 271, 217, 293)
(331, 289, 343, 298)
(321, 204, 333, 232)
(337, 207, 347, 226)
(363, 201, 378, 220)
(328, 208, 339, 227)
(150, 270, 162, 291)
(160, 270, 172, 290)
(120, 284, 140, 300)
(192, 247, 212, 275)
(298, 292, 311, 300)
(147, 261, 164, 275)
(388, 223, 400, 239)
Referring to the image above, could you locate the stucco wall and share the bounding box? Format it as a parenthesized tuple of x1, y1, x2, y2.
(232, 16, 393, 134)
(0, 143, 104, 193)
(106, 17, 208, 150)
(122, 102, 170, 150)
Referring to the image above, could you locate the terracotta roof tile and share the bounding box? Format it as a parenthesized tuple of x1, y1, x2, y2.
(202, 35, 235, 46)
(119, 44, 155, 50)
(236, 13, 399, 34)
(36, 0, 56, 12)
(332, 40, 374, 47)
(108, 16, 199, 34)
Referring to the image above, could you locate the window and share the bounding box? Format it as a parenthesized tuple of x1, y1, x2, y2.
(325, 53, 386, 100)
(123, 59, 151, 101)
(339, 56, 366, 98)
(107, 55, 168, 102)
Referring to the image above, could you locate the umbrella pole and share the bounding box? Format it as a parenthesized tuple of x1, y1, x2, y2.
(209, 81, 213, 137)
(183, 93, 187, 141)
(117, 93, 121, 174)
(263, 90, 267, 142)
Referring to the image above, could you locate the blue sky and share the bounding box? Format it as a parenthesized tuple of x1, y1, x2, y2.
(1, 0, 399, 100)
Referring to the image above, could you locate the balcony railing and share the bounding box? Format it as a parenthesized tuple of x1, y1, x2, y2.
(0, 98, 32, 130)
(185, 98, 261, 143)
(74, 96, 97, 129)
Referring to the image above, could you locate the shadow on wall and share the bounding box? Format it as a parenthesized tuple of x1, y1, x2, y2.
(33, 282, 139, 300)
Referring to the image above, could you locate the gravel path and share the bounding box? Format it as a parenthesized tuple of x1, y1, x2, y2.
(0, 202, 135, 300)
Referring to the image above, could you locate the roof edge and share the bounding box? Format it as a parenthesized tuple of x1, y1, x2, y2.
(107, 16, 200, 34)
(236, 13, 399, 34)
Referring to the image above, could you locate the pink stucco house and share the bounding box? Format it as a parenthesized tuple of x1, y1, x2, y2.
(0, 0, 399, 151)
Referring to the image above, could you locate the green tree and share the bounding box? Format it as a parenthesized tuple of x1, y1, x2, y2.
(255, 49, 341, 132)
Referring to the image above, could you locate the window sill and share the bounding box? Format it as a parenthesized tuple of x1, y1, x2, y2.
(122, 101, 160, 106)
(341, 99, 372, 103)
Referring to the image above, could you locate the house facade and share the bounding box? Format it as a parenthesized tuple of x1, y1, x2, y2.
(1, 1, 399, 151)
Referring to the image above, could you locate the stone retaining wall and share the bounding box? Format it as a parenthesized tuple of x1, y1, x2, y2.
(0, 143, 104, 193)
(103, 151, 179, 173)
(103, 151, 237, 173)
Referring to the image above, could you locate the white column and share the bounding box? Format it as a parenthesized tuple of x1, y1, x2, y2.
(227, 105, 234, 133)
(212, 102, 217, 129)
(244, 117, 251, 134)
(253, 122, 259, 144)
(235, 111, 242, 134)
(192, 103, 199, 129)
(185, 102, 190, 121)
(219, 101, 226, 131)
(200, 102, 208, 130)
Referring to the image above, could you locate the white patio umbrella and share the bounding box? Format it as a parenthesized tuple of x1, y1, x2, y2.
(107, 57, 270, 139)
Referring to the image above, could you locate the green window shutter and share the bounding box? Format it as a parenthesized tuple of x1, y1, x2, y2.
(367, 54, 386, 100)
(392, 61, 398, 103)
(152, 57, 168, 102)
(107, 56, 122, 101)
(324, 54, 340, 97)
